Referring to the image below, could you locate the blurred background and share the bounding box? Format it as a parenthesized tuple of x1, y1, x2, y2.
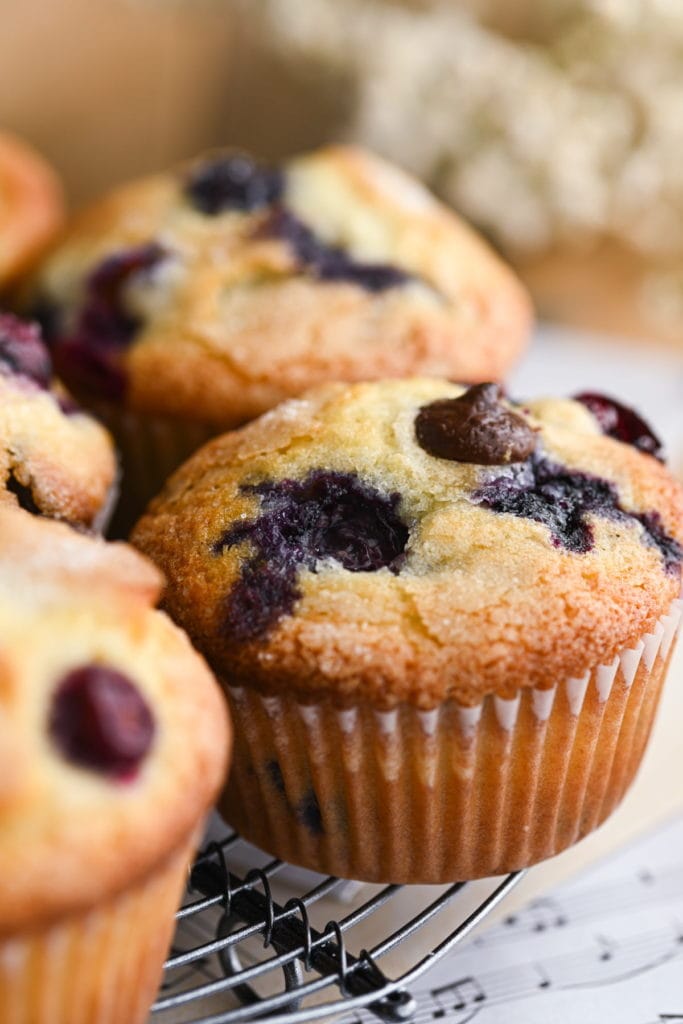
(4, 0, 683, 351)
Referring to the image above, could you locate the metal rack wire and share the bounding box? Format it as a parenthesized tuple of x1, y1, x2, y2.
(152, 831, 525, 1024)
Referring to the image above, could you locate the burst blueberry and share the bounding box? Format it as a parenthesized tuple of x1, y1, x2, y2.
(261, 208, 413, 293)
(214, 470, 409, 641)
(54, 243, 166, 400)
(473, 451, 681, 572)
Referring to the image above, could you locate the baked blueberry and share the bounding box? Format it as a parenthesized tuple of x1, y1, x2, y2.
(54, 243, 166, 400)
(185, 153, 284, 214)
(214, 470, 408, 640)
(49, 665, 155, 780)
(0, 313, 52, 388)
(574, 392, 663, 460)
(262, 208, 413, 293)
(473, 451, 681, 572)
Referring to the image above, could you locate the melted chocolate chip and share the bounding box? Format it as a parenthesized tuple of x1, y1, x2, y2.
(49, 665, 155, 779)
(574, 392, 664, 461)
(185, 154, 284, 214)
(260, 207, 413, 293)
(0, 314, 52, 388)
(473, 451, 682, 572)
(416, 384, 537, 465)
(54, 244, 166, 400)
(214, 470, 409, 641)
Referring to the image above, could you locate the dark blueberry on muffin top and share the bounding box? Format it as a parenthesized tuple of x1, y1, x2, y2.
(0, 313, 52, 388)
(185, 153, 284, 214)
(261, 208, 413, 293)
(214, 470, 409, 641)
(49, 665, 155, 780)
(574, 392, 663, 460)
(473, 451, 681, 572)
(53, 243, 166, 400)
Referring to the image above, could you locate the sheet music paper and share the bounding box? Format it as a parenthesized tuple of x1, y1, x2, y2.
(345, 813, 683, 1024)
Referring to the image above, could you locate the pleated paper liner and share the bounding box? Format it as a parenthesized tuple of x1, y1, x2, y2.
(87, 402, 218, 536)
(0, 835, 196, 1024)
(221, 599, 682, 884)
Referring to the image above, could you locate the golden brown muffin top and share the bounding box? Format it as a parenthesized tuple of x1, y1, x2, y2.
(0, 313, 117, 529)
(0, 130, 64, 287)
(0, 508, 230, 933)
(28, 145, 530, 423)
(133, 379, 683, 710)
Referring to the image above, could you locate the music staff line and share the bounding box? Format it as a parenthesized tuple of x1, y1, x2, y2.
(345, 917, 683, 1024)
(474, 861, 683, 948)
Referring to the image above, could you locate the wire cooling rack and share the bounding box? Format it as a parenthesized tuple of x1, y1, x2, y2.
(151, 830, 525, 1024)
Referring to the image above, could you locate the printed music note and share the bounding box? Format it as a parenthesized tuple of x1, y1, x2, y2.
(431, 977, 487, 1014)
(597, 935, 617, 962)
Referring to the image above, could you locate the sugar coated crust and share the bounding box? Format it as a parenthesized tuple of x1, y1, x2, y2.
(0, 509, 231, 932)
(0, 131, 64, 286)
(0, 322, 117, 528)
(133, 379, 683, 709)
(29, 146, 531, 422)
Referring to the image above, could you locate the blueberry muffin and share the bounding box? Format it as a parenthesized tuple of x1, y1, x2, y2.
(0, 312, 117, 530)
(0, 507, 230, 1024)
(133, 378, 682, 883)
(27, 145, 532, 525)
(0, 130, 64, 287)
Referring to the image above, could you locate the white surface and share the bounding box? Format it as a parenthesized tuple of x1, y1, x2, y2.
(511, 324, 683, 472)
(346, 812, 683, 1024)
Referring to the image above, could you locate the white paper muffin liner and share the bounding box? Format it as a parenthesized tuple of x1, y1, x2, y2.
(220, 599, 682, 884)
(0, 837, 195, 1024)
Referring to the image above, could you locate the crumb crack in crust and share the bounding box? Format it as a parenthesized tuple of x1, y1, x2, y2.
(26, 146, 531, 423)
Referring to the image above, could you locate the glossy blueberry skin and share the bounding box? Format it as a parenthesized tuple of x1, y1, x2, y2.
(214, 470, 409, 641)
(49, 665, 155, 780)
(574, 392, 663, 461)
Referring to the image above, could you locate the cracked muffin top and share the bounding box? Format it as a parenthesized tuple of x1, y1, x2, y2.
(26, 146, 531, 422)
(132, 379, 683, 709)
(0, 131, 64, 287)
(0, 313, 117, 529)
(0, 507, 230, 933)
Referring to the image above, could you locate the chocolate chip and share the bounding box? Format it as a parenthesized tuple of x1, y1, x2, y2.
(415, 384, 537, 465)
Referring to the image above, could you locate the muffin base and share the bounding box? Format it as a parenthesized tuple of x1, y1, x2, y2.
(220, 600, 681, 883)
(0, 835, 196, 1024)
